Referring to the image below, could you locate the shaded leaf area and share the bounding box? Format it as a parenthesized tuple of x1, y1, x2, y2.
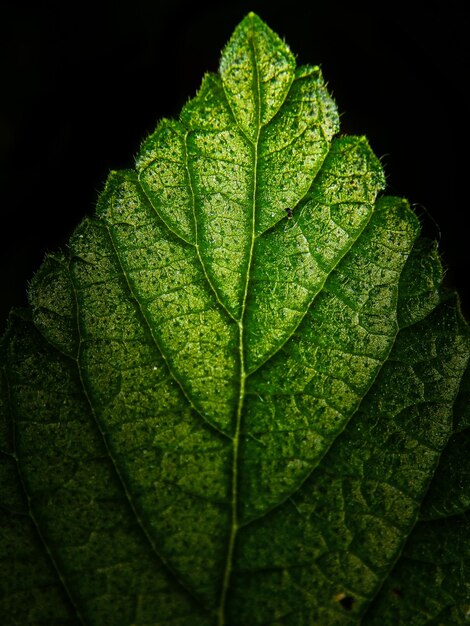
(0, 335, 79, 626)
(1, 307, 209, 626)
(230, 244, 469, 625)
(364, 361, 470, 626)
(1, 13, 469, 626)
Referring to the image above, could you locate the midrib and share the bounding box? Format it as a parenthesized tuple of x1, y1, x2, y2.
(217, 34, 261, 626)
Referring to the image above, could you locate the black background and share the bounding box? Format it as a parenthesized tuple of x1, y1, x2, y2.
(1, 0, 468, 332)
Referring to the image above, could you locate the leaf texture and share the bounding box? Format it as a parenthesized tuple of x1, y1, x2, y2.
(1, 13, 469, 626)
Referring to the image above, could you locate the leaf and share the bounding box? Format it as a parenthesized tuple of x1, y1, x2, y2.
(1, 12, 469, 626)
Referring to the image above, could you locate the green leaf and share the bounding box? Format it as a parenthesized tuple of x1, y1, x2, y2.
(1, 12, 469, 625)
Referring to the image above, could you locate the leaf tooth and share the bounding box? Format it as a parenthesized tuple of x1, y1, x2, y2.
(137, 120, 196, 245)
(220, 12, 296, 140)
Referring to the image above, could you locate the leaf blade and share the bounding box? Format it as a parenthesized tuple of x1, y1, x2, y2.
(1, 12, 469, 626)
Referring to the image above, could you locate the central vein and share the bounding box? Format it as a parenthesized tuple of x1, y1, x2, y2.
(217, 36, 261, 626)
(216, 330, 246, 626)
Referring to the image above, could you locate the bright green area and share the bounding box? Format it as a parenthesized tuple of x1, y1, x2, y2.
(1, 13, 469, 626)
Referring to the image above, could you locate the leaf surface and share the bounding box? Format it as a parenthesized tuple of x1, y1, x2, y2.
(1, 13, 469, 626)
